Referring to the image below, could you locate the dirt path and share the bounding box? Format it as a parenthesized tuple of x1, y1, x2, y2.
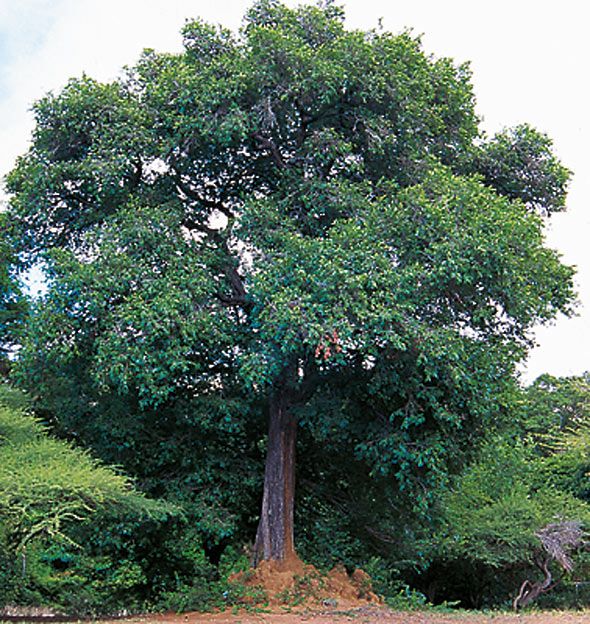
(122, 606, 590, 624)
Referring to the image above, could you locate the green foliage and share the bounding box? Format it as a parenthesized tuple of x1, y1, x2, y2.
(0, 213, 27, 365)
(0, 506, 197, 615)
(439, 439, 589, 570)
(159, 546, 266, 613)
(0, 389, 155, 552)
(424, 377, 590, 608)
(361, 556, 428, 609)
(0, 384, 31, 410)
(522, 372, 590, 436)
(467, 124, 571, 215)
(0, 387, 183, 613)
(41, 509, 189, 614)
(537, 426, 590, 503)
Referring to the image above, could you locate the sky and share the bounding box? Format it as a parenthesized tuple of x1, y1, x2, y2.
(0, 0, 588, 382)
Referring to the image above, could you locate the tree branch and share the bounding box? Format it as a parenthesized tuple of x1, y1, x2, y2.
(252, 132, 287, 170)
(172, 171, 233, 218)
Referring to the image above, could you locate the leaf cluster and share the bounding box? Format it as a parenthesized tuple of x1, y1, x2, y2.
(0, 387, 162, 551)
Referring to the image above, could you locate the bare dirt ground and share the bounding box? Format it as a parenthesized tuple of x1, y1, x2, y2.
(124, 606, 590, 624)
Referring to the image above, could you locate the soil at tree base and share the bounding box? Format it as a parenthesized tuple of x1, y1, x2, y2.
(228, 556, 381, 606)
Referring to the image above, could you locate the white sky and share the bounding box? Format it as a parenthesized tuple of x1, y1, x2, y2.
(0, 0, 588, 382)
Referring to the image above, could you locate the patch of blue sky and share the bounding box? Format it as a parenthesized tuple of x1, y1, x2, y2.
(21, 265, 47, 299)
(0, 0, 64, 98)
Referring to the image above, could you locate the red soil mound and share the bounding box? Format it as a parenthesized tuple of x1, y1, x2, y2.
(229, 556, 381, 607)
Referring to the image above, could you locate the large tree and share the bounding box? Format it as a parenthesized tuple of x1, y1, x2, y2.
(5, 0, 575, 565)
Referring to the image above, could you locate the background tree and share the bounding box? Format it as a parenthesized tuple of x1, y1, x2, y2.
(522, 372, 590, 436)
(0, 387, 160, 553)
(0, 213, 27, 375)
(419, 375, 590, 609)
(5, 0, 575, 567)
(430, 437, 589, 608)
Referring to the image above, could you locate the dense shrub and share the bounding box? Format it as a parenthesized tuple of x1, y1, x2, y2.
(0, 386, 181, 613)
(419, 430, 590, 608)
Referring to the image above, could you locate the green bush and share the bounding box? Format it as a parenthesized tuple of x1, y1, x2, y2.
(424, 434, 590, 608)
(0, 386, 182, 613)
(158, 544, 263, 613)
(20, 508, 187, 615)
(0, 388, 159, 553)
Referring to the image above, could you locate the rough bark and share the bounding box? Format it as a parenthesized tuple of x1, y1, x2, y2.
(252, 391, 298, 566)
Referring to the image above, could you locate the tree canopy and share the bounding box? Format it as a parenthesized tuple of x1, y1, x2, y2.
(0, 213, 27, 370)
(5, 0, 575, 568)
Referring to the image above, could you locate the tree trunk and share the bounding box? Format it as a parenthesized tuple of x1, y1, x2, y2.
(252, 391, 298, 566)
